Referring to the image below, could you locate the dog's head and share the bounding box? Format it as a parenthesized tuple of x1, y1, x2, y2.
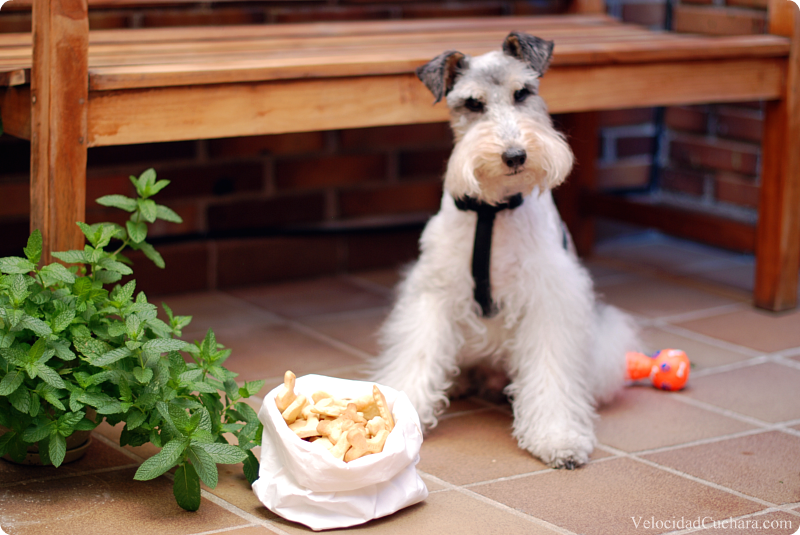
(417, 32, 574, 204)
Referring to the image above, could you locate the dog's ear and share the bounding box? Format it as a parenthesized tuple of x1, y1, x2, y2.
(416, 50, 467, 104)
(502, 32, 554, 76)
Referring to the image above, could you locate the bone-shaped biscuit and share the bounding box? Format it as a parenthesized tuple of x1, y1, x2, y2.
(344, 427, 389, 462)
(311, 397, 348, 419)
(289, 415, 321, 439)
(372, 385, 394, 432)
(275, 370, 297, 412)
(316, 415, 356, 444)
(282, 394, 307, 424)
(327, 429, 352, 461)
(366, 416, 386, 437)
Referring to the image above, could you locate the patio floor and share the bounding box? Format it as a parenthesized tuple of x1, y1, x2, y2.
(2, 225, 800, 535)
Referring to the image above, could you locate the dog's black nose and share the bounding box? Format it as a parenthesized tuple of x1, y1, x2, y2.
(502, 148, 527, 169)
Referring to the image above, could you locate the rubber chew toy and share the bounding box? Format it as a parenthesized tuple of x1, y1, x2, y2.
(626, 349, 690, 391)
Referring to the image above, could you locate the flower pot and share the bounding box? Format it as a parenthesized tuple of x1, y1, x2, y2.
(0, 409, 97, 466)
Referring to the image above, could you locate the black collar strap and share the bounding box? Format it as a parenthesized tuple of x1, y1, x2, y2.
(454, 193, 524, 317)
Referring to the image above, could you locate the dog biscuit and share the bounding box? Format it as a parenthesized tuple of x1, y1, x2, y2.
(289, 416, 321, 439)
(275, 370, 297, 412)
(345, 427, 390, 462)
(327, 430, 352, 461)
(366, 416, 386, 437)
(372, 385, 395, 432)
(282, 394, 307, 424)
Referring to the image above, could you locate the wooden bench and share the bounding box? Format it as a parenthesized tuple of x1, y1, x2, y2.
(0, 0, 798, 310)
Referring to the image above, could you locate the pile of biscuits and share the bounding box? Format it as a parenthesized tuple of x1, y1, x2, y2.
(275, 371, 395, 462)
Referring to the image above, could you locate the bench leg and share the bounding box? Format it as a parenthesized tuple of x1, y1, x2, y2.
(554, 111, 599, 257)
(30, 0, 89, 263)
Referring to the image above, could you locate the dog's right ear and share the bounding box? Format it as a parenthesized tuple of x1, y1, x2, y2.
(416, 50, 467, 104)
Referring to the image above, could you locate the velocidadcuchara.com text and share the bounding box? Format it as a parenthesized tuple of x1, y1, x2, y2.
(632, 516, 796, 531)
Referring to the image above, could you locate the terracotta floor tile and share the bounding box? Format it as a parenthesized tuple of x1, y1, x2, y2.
(675, 309, 800, 353)
(694, 510, 799, 534)
(692, 261, 755, 293)
(416, 410, 548, 485)
(298, 308, 389, 357)
(639, 326, 755, 370)
(596, 274, 741, 319)
(349, 269, 403, 291)
(643, 431, 800, 505)
(160, 291, 283, 342)
(270, 490, 560, 534)
(0, 467, 249, 535)
(682, 363, 800, 423)
(201, 462, 282, 524)
(0, 437, 136, 486)
(214, 526, 279, 535)
(472, 457, 762, 535)
(597, 387, 755, 452)
(212, 323, 367, 386)
(595, 236, 741, 275)
(227, 277, 390, 319)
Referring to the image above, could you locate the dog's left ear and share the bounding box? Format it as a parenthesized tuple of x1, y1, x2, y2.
(502, 32, 554, 76)
(416, 50, 468, 104)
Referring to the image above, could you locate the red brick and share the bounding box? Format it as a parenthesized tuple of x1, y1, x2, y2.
(207, 193, 327, 232)
(275, 154, 386, 191)
(0, 218, 29, 257)
(665, 106, 708, 134)
(146, 201, 202, 237)
(122, 241, 211, 297)
(152, 162, 264, 200)
(616, 136, 655, 158)
(87, 141, 195, 167)
(660, 166, 707, 196)
(402, 3, 504, 18)
(596, 160, 651, 190)
(216, 236, 340, 288)
(345, 228, 422, 271)
(511, 0, 569, 15)
(398, 149, 450, 179)
(715, 171, 759, 208)
(86, 173, 136, 201)
(270, 6, 392, 23)
(142, 8, 265, 27)
(673, 5, 767, 35)
(597, 108, 656, 128)
(0, 182, 29, 218)
(715, 106, 763, 143)
(338, 181, 443, 219)
(339, 123, 452, 151)
(622, 3, 667, 27)
(669, 134, 759, 175)
(207, 132, 326, 159)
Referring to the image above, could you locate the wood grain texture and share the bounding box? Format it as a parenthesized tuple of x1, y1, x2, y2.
(30, 0, 89, 263)
(755, 6, 800, 311)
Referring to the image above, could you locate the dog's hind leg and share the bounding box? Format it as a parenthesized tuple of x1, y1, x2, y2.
(370, 273, 463, 430)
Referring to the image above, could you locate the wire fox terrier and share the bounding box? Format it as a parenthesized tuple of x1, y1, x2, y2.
(370, 32, 640, 469)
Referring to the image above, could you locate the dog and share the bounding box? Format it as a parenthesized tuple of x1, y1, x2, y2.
(369, 32, 640, 469)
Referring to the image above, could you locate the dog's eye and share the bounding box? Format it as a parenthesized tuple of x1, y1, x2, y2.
(514, 88, 531, 104)
(464, 98, 484, 113)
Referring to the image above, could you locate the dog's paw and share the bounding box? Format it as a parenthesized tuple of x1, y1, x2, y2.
(518, 427, 594, 469)
(546, 451, 588, 470)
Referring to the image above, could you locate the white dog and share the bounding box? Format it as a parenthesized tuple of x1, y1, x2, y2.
(370, 32, 639, 469)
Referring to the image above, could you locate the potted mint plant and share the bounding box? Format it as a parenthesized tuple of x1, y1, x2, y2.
(0, 169, 263, 511)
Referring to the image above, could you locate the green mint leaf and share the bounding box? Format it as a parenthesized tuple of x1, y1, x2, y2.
(50, 309, 76, 333)
(96, 194, 138, 212)
(135, 168, 158, 198)
(155, 204, 183, 224)
(24, 230, 43, 265)
(142, 338, 188, 354)
(136, 241, 164, 269)
(223, 379, 241, 402)
(18, 314, 52, 337)
(187, 444, 218, 489)
(0, 257, 36, 275)
(111, 280, 137, 305)
(133, 366, 153, 384)
(194, 442, 248, 465)
(73, 416, 100, 432)
(125, 409, 147, 431)
(0, 368, 25, 395)
(148, 179, 171, 197)
(51, 250, 87, 265)
(126, 221, 147, 244)
(243, 380, 265, 398)
(126, 314, 142, 340)
(9, 274, 30, 304)
(92, 346, 133, 367)
(133, 437, 189, 481)
(40, 262, 76, 285)
(137, 199, 158, 223)
(98, 257, 133, 275)
(173, 463, 201, 512)
(243, 450, 260, 485)
(58, 410, 85, 430)
(49, 432, 67, 468)
(156, 401, 183, 438)
(40, 385, 67, 411)
(35, 365, 66, 390)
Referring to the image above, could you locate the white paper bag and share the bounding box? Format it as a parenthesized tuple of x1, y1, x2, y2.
(252, 374, 428, 531)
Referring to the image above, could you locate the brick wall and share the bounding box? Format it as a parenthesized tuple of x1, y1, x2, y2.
(0, 0, 770, 295)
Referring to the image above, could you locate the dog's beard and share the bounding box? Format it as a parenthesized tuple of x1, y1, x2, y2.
(444, 117, 574, 204)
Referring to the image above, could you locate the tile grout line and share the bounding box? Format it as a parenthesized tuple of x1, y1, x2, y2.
(652, 302, 749, 325)
(341, 273, 397, 298)
(649, 322, 765, 358)
(622, 427, 774, 457)
(416, 470, 581, 535)
(185, 524, 261, 535)
(196, 490, 295, 535)
(668, 393, 776, 428)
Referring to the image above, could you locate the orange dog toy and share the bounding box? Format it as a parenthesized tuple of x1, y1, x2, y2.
(626, 349, 690, 391)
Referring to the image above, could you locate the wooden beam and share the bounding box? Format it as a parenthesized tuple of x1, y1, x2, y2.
(0, 86, 31, 140)
(584, 193, 757, 253)
(755, 4, 800, 311)
(30, 0, 89, 263)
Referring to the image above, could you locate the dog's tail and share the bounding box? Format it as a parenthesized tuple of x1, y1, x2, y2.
(588, 302, 641, 406)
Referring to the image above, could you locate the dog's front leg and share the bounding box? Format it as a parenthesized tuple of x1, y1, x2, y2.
(370, 274, 463, 430)
(506, 278, 597, 469)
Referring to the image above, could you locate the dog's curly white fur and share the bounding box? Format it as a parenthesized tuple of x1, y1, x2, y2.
(370, 33, 639, 469)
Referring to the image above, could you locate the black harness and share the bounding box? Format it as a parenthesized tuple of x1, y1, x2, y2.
(454, 193, 524, 318)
